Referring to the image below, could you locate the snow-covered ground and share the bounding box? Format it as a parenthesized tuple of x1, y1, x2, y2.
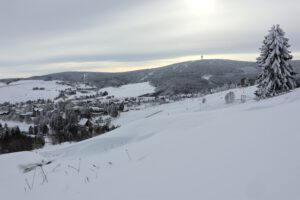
(1, 86, 300, 200)
(0, 82, 6, 87)
(99, 82, 155, 97)
(0, 81, 153, 103)
(0, 120, 32, 132)
(0, 80, 71, 103)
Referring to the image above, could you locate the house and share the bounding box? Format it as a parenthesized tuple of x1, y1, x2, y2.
(65, 89, 76, 95)
(72, 106, 82, 112)
(20, 112, 34, 117)
(33, 107, 44, 116)
(78, 118, 93, 128)
(90, 107, 104, 113)
(0, 111, 9, 116)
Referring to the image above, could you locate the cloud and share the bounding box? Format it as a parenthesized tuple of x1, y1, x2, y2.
(0, 0, 299, 78)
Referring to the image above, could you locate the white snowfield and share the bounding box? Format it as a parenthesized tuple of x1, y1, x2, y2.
(0, 80, 71, 103)
(0, 120, 32, 132)
(1, 86, 300, 200)
(99, 82, 155, 97)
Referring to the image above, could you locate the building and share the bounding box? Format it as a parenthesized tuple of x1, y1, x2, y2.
(78, 118, 93, 128)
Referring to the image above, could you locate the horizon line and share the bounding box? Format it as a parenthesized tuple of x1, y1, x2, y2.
(1, 52, 300, 79)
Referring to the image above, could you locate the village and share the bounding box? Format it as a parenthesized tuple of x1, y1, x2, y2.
(0, 80, 190, 153)
(0, 76, 254, 154)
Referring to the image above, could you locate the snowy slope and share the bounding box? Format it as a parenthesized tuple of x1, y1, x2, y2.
(99, 82, 155, 97)
(0, 80, 71, 103)
(113, 86, 256, 126)
(1, 86, 300, 200)
(0, 120, 32, 131)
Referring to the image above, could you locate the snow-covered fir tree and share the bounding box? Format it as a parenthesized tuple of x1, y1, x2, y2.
(255, 24, 296, 98)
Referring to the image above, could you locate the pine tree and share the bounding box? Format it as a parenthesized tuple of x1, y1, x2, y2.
(255, 24, 296, 98)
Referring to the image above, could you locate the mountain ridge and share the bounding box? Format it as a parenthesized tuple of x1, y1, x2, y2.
(2, 59, 300, 94)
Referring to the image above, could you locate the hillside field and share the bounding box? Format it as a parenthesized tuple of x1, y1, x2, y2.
(0, 85, 299, 200)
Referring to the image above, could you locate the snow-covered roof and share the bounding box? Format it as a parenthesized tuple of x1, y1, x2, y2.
(21, 112, 33, 116)
(78, 118, 89, 126)
(0, 112, 9, 115)
(72, 106, 82, 110)
(34, 108, 44, 112)
(90, 107, 104, 111)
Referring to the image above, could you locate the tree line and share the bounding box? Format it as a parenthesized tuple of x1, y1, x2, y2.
(0, 123, 45, 154)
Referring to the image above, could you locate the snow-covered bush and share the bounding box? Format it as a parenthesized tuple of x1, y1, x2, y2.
(225, 91, 235, 104)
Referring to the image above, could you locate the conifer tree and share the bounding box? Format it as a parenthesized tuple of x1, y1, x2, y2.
(255, 24, 296, 98)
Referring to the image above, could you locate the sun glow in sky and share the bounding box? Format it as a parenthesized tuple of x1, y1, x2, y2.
(186, 0, 216, 16)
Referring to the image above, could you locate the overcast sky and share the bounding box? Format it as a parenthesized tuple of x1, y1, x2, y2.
(1, 0, 300, 78)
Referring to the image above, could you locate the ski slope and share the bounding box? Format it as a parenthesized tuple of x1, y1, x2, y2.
(99, 82, 155, 97)
(1, 86, 300, 200)
(0, 80, 71, 103)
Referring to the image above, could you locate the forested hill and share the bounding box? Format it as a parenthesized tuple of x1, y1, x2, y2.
(4, 59, 300, 94)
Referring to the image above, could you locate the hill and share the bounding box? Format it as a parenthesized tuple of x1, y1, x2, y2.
(23, 59, 300, 94)
(0, 80, 71, 103)
(0, 86, 300, 199)
(0, 80, 155, 103)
